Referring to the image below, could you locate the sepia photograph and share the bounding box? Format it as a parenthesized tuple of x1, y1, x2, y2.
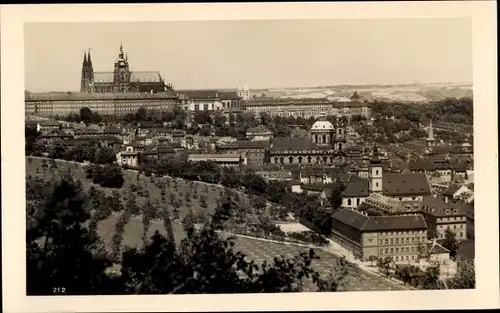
(1, 2, 498, 312)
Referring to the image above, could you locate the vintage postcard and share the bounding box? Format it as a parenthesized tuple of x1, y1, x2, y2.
(1, 2, 498, 312)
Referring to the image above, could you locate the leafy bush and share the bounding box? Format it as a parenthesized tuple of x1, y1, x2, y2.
(287, 231, 329, 246)
(87, 164, 124, 188)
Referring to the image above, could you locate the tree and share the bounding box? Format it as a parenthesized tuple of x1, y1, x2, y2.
(199, 194, 208, 209)
(94, 147, 117, 164)
(48, 139, 68, 160)
(194, 111, 212, 125)
(442, 229, 459, 258)
(93, 164, 124, 188)
(420, 265, 444, 290)
(79, 107, 93, 124)
(160, 206, 176, 243)
(315, 256, 353, 291)
(135, 107, 148, 122)
(447, 261, 475, 289)
(378, 256, 394, 277)
(125, 194, 140, 215)
(142, 198, 157, 243)
(26, 177, 115, 295)
(213, 114, 227, 128)
(182, 208, 197, 237)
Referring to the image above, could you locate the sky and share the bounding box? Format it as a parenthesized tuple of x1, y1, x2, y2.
(24, 18, 472, 92)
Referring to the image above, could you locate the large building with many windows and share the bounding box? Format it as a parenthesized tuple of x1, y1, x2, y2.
(331, 208, 428, 262)
(25, 91, 180, 117)
(244, 98, 371, 119)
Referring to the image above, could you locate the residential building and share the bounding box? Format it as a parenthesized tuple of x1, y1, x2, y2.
(180, 90, 243, 112)
(116, 151, 139, 168)
(216, 140, 269, 168)
(421, 195, 470, 241)
(331, 208, 428, 262)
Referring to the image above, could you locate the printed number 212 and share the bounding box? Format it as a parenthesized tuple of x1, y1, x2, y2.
(53, 287, 66, 294)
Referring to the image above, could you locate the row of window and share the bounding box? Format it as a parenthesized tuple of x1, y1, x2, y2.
(380, 247, 419, 256)
(346, 198, 361, 206)
(380, 230, 426, 236)
(379, 237, 426, 245)
(437, 224, 465, 230)
(273, 154, 344, 164)
(437, 231, 464, 239)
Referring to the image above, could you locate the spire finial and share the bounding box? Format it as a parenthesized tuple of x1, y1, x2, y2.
(87, 48, 92, 64)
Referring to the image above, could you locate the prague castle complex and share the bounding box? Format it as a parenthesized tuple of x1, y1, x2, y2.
(25, 44, 371, 120)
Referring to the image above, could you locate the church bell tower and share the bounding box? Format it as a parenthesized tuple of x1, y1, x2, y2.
(368, 145, 383, 194)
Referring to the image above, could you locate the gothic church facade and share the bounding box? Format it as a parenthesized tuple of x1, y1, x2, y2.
(80, 44, 174, 94)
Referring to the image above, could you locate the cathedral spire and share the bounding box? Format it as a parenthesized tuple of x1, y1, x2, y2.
(83, 50, 87, 65)
(118, 41, 124, 59)
(87, 48, 92, 66)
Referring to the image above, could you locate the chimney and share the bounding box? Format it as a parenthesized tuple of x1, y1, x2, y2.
(444, 197, 448, 204)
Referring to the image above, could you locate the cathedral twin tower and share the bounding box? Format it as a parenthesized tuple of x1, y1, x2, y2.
(80, 44, 172, 94)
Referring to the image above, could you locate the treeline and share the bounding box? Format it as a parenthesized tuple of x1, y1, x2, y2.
(25, 129, 117, 164)
(26, 175, 351, 295)
(372, 97, 473, 125)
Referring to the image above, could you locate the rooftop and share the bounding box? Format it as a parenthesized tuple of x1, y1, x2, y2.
(382, 172, 431, 196)
(25, 91, 178, 101)
(458, 240, 475, 259)
(271, 137, 321, 150)
(341, 177, 370, 197)
(332, 208, 427, 232)
(421, 195, 472, 217)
